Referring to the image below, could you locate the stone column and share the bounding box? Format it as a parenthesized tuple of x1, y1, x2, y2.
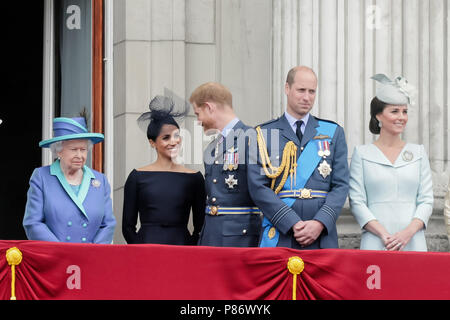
(113, 0, 187, 244)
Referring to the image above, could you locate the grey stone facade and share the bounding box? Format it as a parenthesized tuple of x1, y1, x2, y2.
(112, 0, 450, 251)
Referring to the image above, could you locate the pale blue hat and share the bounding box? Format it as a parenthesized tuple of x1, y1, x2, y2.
(371, 74, 415, 105)
(39, 117, 104, 148)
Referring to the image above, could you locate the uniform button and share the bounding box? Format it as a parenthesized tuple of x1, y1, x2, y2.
(66, 236, 71, 241)
(212, 197, 217, 203)
(215, 160, 219, 165)
(82, 223, 88, 228)
(82, 237, 87, 242)
(301, 147, 304, 151)
(67, 221, 72, 227)
(210, 206, 218, 215)
(213, 179, 217, 183)
(242, 229, 247, 235)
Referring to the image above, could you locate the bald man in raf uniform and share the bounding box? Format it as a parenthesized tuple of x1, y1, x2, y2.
(248, 66, 349, 249)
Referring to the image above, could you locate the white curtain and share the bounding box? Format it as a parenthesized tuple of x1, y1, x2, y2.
(59, 0, 92, 122)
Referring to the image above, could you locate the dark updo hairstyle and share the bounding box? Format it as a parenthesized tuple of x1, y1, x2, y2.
(369, 97, 388, 134)
(137, 96, 189, 141)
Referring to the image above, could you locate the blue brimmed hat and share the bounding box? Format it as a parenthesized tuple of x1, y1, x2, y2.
(39, 117, 104, 148)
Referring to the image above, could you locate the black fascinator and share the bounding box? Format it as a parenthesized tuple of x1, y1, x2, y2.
(137, 95, 189, 141)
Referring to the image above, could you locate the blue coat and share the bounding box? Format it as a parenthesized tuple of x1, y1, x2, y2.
(198, 120, 262, 247)
(23, 160, 116, 244)
(247, 114, 349, 249)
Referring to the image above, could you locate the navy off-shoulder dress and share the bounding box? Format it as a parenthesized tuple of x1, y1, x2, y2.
(122, 170, 206, 245)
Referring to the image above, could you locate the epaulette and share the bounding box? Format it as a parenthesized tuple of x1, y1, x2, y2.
(255, 117, 280, 128)
(314, 116, 339, 126)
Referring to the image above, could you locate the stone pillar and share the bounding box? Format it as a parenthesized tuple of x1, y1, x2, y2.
(114, 0, 189, 244)
(113, 0, 272, 244)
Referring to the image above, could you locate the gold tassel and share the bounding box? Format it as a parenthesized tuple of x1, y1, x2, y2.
(287, 256, 305, 300)
(6, 247, 23, 300)
(256, 126, 297, 194)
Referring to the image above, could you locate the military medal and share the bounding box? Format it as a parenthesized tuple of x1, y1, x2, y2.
(323, 140, 331, 157)
(223, 147, 239, 171)
(225, 174, 238, 189)
(318, 160, 332, 179)
(317, 141, 324, 157)
(402, 150, 413, 162)
(317, 140, 331, 157)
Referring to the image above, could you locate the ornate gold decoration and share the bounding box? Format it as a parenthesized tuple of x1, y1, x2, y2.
(299, 188, 312, 199)
(268, 227, 276, 239)
(256, 126, 298, 194)
(210, 206, 218, 215)
(287, 256, 305, 300)
(6, 247, 23, 300)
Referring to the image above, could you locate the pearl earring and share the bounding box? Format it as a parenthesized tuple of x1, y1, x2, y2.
(378, 120, 382, 128)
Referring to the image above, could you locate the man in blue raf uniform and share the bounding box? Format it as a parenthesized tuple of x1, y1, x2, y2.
(248, 66, 349, 249)
(190, 82, 261, 247)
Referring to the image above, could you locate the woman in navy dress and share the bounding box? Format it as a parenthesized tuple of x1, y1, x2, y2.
(122, 96, 205, 245)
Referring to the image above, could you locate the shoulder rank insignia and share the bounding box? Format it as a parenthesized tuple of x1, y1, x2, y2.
(313, 117, 338, 126)
(257, 117, 279, 128)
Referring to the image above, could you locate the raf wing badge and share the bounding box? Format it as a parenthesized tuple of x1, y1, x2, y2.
(313, 134, 331, 140)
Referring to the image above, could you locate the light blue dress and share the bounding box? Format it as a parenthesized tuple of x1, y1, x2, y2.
(349, 143, 433, 251)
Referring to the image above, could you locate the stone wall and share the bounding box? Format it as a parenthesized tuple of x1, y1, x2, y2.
(112, 0, 450, 250)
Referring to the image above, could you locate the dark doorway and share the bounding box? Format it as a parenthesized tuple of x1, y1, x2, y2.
(0, 2, 44, 239)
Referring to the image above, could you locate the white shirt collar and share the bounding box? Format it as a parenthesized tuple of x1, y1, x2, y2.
(284, 111, 310, 134)
(221, 117, 239, 137)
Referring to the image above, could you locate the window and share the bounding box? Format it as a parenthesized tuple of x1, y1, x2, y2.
(49, 0, 104, 171)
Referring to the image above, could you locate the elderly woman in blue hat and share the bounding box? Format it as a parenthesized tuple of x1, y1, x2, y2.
(23, 117, 116, 243)
(349, 74, 433, 251)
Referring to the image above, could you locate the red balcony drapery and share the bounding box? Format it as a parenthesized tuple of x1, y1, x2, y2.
(1, 240, 449, 300)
